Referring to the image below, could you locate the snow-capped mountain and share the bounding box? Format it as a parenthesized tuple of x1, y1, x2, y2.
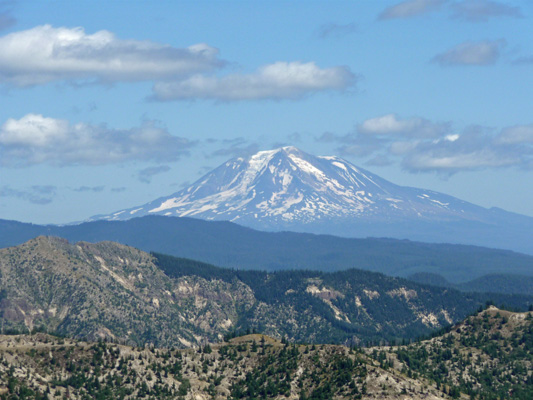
(93, 146, 512, 229)
(89, 146, 533, 252)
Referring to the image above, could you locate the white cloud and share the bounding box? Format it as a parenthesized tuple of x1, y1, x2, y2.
(403, 149, 518, 171)
(0, 25, 223, 86)
(451, 0, 522, 22)
(378, 0, 447, 19)
(0, 114, 194, 167)
(358, 114, 450, 138)
(152, 62, 356, 101)
(389, 140, 421, 155)
(497, 124, 533, 144)
(398, 127, 533, 173)
(432, 39, 506, 66)
(0, 25, 356, 103)
(321, 114, 533, 174)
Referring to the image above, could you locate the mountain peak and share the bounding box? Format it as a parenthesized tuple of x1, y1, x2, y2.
(93, 146, 487, 230)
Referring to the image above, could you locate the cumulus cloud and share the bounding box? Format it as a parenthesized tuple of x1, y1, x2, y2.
(0, 185, 57, 204)
(316, 22, 358, 39)
(137, 165, 171, 183)
(0, 25, 223, 86)
(451, 0, 522, 22)
(432, 39, 506, 66)
(0, 25, 357, 102)
(400, 128, 522, 173)
(357, 114, 451, 138)
(324, 114, 450, 159)
(0, 114, 194, 167)
(378, 0, 447, 19)
(152, 62, 356, 101)
(318, 114, 533, 174)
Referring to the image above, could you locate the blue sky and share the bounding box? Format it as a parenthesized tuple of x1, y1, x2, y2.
(1, 0, 532, 224)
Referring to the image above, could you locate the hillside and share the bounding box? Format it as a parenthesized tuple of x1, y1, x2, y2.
(0, 236, 255, 348)
(2, 216, 533, 283)
(1, 237, 532, 348)
(0, 333, 450, 400)
(373, 307, 533, 399)
(2, 309, 532, 399)
(408, 273, 533, 296)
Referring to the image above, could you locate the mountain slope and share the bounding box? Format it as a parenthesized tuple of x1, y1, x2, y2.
(408, 272, 533, 296)
(2, 237, 531, 347)
(0, 333, 450, 400)
(2, 309, 531, 399)
(0, 236, 254, 347)
(1, 216, 533, 283)
(91, 146, 533, 254)
(374, 307, 533, 399)
(91, 146, 494, 225)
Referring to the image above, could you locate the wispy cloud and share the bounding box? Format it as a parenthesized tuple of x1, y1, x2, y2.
(209, 139, 260, 159)
(0, 114, 195, 167)
(379, 0, 521, 23)
(152, 62, 356, 102)
(0, 25, 223, 86)
(319, 114, 533, 174)
(497, 124, 533, 145)
(315, 22, 358, 39)
(513, 55, 533, 65)
(378, 0, 447, 20)
(0, 185, 57, 204)
(432, 39, 506, 66)
(71, 186, 105, 192)
(136, 165, 171, 183)
(451, 0, 523, 22)
(0, 1, 16, 31)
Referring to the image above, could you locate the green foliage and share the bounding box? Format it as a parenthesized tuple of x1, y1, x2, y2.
(153, 252, 533, 345)
(4, 216, 533, 283)
(372, 309, 533, 400)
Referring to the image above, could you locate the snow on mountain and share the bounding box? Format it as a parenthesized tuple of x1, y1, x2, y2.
(92, 146, 493, 228)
